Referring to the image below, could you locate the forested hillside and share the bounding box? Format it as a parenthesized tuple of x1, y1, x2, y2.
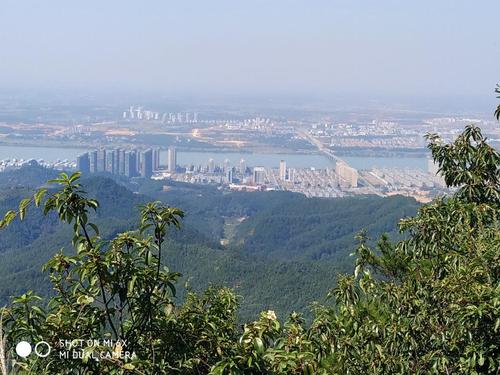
(0, 165, 418, 320)
(233, 194, 416, 260)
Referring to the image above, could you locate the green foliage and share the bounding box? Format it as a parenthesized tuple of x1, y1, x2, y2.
(213, 311, 322, 375)
(0, 173, 233, 373)
(426, 124, 500, 204)
(495, 84, 500, 120)
(318, 198, 499, 374)
(0, 120, 498, 373)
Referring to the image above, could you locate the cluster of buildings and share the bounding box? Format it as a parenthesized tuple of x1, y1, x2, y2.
(122, 106, 198, 124)
(162, 157, 249, 186)
(165, 158, 359, 198)
(221, 117, 274, 131)
(309, 121, 425, 151)
(308, 116, 500, 154)
(0, 158, 74, 173)
(159, 156, 276, 188)
(329, 136, 423, 149)
(365, 167, 445, 190)
(76, 147, 178, 178)
(271, 160, 357, 197)
(335, 161, 358, 188)
(163, 154, 449, 201)
(269, 167, 344, 198)
(2, 150, 448, 202)
(71, 137, 444, 202)
(358, 159, 448, 202)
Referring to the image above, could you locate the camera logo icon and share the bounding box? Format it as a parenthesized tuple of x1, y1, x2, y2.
(15, 341, 51, 358)
(15, 341, 31, 358)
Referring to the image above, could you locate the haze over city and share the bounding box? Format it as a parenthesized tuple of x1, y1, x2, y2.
(0, 0, 499, 111)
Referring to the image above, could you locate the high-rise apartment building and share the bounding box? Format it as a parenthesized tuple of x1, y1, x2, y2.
(113, 149, 120, 175)
(239, 159, 247, 174)
(167, 147, 177, 172)
(124, 151, 137, 178)
(105, 150, 115, 174)
(89, 150, 98, 173)
(253, 166, 266, 185)
(153, 148, 161, 171)
(335, 161, 358, 188)
(226, 169, 233, 184)
(279, 160, 287, 181)
(140, 149, 153, 178)
(208, 158, 215, 173)
(118, 149, 126, 175)
(76, 153, 90, 174)
(96, 150, 106, 172)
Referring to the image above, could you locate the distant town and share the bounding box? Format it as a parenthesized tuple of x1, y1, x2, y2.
(1, 100, 497, 202)
(1, 144, 446, 202)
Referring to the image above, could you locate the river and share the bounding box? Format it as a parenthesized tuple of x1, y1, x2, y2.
(0, 145, 429, 171)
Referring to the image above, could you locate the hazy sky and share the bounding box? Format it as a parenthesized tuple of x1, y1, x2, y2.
(0, 0, 499, 100)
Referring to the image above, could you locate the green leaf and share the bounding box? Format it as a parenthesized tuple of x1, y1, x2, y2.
(77, 295, 94, 305)
(69, 172, 82, 183)
(18, 198, 31, 220)
(0, 210, 17, 228)
(88, 222, 100, 236)
(34, 188, 47, 207)
(254, 337, 265, 354)
(127, 276, 137, 294)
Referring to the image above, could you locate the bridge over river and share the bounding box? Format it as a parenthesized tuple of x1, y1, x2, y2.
(297, 128, 382, 195)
